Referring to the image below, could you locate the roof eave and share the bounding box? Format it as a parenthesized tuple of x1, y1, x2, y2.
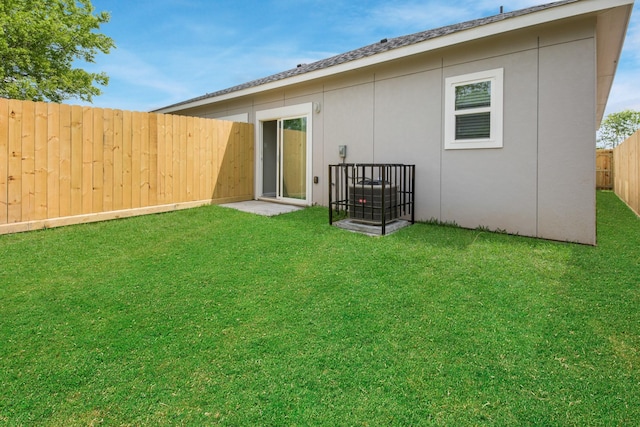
(156, 0, 634, 115)
(595, 3, 634, 126)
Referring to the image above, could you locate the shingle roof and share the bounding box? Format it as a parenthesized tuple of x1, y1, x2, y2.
(159, 0, 579, 110)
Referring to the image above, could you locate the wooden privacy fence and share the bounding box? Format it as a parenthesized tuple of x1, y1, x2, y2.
(614, 130, 639, 217)
(0, 98, 254, 234)
(596, 149, 613, 190)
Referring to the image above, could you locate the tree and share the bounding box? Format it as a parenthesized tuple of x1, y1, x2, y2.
(597, 110, 640, 149)
(0, 0, 114, 103)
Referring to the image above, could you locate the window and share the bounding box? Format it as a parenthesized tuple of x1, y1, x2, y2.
(444, 68, 503, 149)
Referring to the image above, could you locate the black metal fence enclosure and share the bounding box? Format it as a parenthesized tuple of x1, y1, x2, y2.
(329, 164, 415, 235)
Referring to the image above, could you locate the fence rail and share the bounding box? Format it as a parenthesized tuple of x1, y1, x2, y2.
(0, 99, 254, 234)
(614, 130, 640, 217)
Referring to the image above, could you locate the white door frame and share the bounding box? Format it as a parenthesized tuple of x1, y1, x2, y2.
(255, 103, 313, 206)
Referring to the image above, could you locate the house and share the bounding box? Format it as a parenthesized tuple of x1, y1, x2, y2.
(156, 0, 634, 245)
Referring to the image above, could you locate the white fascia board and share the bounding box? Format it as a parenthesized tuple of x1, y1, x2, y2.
(161, 0, 634, 113)
(596, 3, 634, 124)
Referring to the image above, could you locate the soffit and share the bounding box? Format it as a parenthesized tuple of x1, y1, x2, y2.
(595, 4, 634, 125)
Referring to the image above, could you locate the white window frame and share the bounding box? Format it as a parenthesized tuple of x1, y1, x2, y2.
(444, 68, 503, 150)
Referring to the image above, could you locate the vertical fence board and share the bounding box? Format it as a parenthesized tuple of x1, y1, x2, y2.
(0, 98, 8, 224)
(131, 112, 142, 208)
(210, 118, 219, 199)
(178, 115, 187, 202)
(82, 107, 94, 214)
(153, 114, 164, 204)
(203, 119, 213, 198)
(201, 118, 208, 199)
(596, 149, 613, 190)
(121, 110, 133, 210)
(102, 109, 114, 212)
(247, 122, 254, 196)
(47, 103, 60, 219)
(228, 122, 237, 198)
(138, 113, 149, 207)
(623, 141, 630, 201)
(622, 138, 629, 201)
(70, 105, 83, 216)
(154, 114, 163, 204)
(213, 121, 223, 199)
(91, 107, 103, 213)
(233, 122, 240, 196)
(626, 141, 632, 203)
(215, 121, 228, 199)
(198, 118, 207, 199)
(21, 101, 35, 222)
(113, 110, 124, 211)
(220, 121, 229, 200)
(238, 123, 247, 196)
(163, 115, 173, 204)
(193, 118, 201, 199)
(148, 113, 158, 206)
(171, 115, 180, 204)
(630, 133, 639, 214)
(228, 123, 238, 198)
(193, 118, 201, 200)
(58, 104, 72, 217)
(34, 102, 48, 220)
(616, 145, 623, 198)
(239, 122, 249, 195)
(636, 133, 639, 215)
(236, 123, 244, 196)
(7, 100, 23, 223)
(140, 113, 150, 207)
(185, 116, 194, 201)
(240, 122, 252, 196)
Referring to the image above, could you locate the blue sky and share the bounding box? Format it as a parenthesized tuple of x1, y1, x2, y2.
(82, 0, 639, 119)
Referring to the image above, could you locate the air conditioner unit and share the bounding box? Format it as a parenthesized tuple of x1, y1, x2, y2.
(348, 179, 398, 224)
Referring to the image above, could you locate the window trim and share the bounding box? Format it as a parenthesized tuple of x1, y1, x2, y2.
(444, 68, 504, 150)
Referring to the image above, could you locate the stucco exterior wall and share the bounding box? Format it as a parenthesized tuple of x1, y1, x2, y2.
(175, 16, 597, 244)
(538, 37, 596, 244)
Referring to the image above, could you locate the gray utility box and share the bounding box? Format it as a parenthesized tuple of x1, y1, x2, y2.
(348, 180, 398, 224)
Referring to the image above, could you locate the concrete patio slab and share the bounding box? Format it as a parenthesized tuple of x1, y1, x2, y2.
(219, 200, 303, 217)
(333, 219, 412, 236)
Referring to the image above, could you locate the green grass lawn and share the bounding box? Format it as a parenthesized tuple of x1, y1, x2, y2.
(1, 191, 638, 426)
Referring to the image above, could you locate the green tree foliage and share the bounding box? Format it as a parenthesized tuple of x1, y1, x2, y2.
(0, 0, 114, 103)
(597, 110, 640, 149)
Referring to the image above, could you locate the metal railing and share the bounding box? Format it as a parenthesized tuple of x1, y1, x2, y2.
(329, 163, 415, 235)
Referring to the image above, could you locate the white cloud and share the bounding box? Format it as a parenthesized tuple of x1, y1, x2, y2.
(76, 47, 196, 111)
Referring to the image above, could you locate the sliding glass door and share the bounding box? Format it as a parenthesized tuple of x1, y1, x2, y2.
(278, 117, 307, 201)
(256, 103, 313, 206)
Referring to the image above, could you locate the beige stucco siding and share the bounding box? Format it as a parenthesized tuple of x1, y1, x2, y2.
(324, 82, 375, 163)
(373, 68, 443, 222)
(538, 36, 596, 244)
(172, 16, 598, 244)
